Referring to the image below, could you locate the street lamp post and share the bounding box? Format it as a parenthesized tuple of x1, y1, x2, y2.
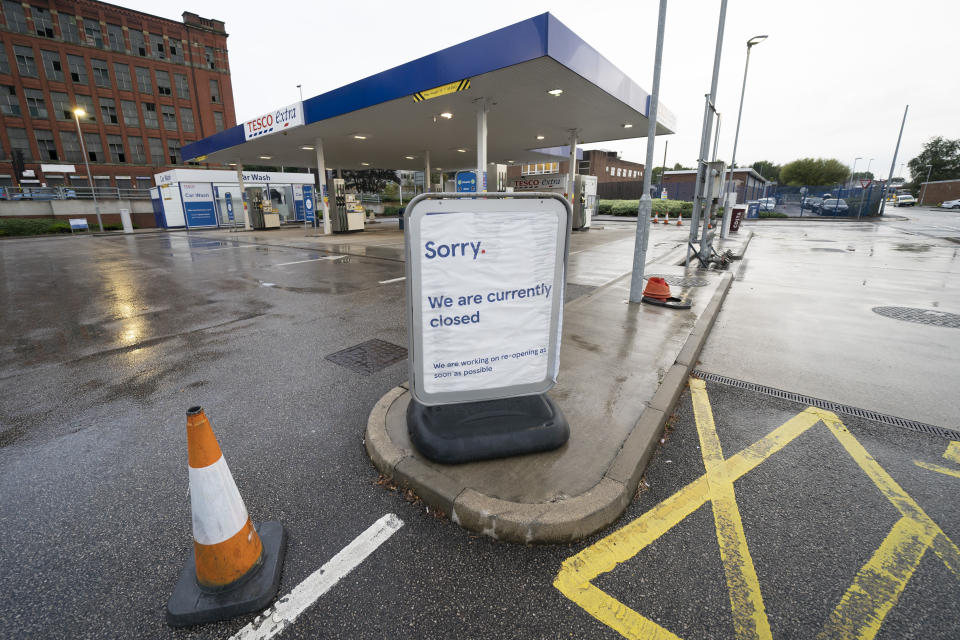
(720, 34, 767, 239)
(849, 157, 861, 190)
(920, 164, 933, 205)
(72, 107, 103, 232)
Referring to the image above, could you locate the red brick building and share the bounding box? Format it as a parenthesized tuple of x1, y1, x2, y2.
(918, 179, 960, 206)
(505, 149, 645, 198)
(0, 0, 234, 191)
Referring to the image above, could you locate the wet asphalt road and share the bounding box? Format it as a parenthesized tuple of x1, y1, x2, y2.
(1, 223, 958, 639)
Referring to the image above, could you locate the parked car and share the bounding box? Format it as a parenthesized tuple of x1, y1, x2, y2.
(757, 197, 776, 211)
(820, 198, 849, 215)
(801, 197, 823, 211)
(940, 198, 960, 209)
(895, 194, 917, 207)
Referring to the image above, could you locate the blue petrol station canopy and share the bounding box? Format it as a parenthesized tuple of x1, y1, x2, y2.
(182, 13, 676, 171)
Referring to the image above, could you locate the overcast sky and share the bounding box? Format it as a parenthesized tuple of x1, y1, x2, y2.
(127, 0, 957, 182)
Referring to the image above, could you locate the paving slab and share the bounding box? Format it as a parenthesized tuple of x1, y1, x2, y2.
(366, 262, 735, 543)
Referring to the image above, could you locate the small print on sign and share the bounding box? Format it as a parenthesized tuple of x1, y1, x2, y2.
(419, 211, 561, 394)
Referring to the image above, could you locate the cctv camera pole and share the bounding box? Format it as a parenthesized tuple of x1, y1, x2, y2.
(629, 0, 667, 303)
(687, 0, 728, 267)
(878, 104, 908, 216)
(74, 111, 103, 232)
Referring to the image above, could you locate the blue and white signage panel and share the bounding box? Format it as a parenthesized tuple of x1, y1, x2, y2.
(224, 192, 234, 221)
(180, 182, 218, 227)
(293, 184, 305, 220)
(302, 185, 315, 222)
(405, 194, 571, 405)
(243, 101, 304, 141)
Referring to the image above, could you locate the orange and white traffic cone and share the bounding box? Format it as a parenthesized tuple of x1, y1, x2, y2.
(652, 213, 659, 224)
(676, 213, 683, 226)
(167, 406, 287, 627)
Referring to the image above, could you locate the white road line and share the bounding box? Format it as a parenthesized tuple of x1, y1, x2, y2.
(230, 514, 404, 640)
(273, 256, 343, 267)
(378, 276, 406, 284)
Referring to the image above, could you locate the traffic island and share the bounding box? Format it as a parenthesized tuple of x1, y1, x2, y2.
(366, 267, 736, 544)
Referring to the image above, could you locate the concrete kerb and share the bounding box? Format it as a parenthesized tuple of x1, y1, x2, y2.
(365, 271, 735, 544)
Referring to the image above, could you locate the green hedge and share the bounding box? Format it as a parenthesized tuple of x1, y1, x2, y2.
(759, 211, 787, 218)
(597, 199, 695, 217)
(383, 205, 402, 216)
(0, 218, 72, 236)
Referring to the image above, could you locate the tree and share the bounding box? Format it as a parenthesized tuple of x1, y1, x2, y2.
(341, 169, 399, 194)
(751, 160, 781, 182)
(672, 162, 693, 171)
(779, 158, 849, 186)
(907, 137, 960, 195)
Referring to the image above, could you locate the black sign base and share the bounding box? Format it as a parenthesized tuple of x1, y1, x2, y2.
(407, 393, 569, 464)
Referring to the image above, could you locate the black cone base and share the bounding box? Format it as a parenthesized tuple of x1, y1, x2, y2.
(408, 393, 569, 464)
(641, 295, 692, 309)
(166, 521, 287, 628)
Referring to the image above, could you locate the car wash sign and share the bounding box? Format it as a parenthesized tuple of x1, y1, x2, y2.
(243, 102, 304, 141)
(405, 194, 570, 405)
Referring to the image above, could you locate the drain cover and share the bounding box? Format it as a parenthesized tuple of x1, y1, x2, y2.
(872, 307, 960, 329)
(326, 339, 407, 374)
(645, 274, 709, 287)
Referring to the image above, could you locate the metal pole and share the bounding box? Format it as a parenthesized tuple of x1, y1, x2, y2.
(236, 164, 250, 230)
(687, 0, 728, 267)
(920, 164, 932, 205)
(476, 99, 488, 192)
(659, 139, 668, 196)
(74, 112, 103, 232)
(849, 158, 860, 191)
(700, 112, 721, 259)
(424, 150, 431, 193)
(721, 42, 753, 238)
(628, 0, 667, 303)
(567, 129, 578, 210)
(315, 137, 332, 234)
(878, 105, 908, 216)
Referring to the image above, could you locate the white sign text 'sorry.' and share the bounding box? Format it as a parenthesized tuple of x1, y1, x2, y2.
(419, 211, 561, 394)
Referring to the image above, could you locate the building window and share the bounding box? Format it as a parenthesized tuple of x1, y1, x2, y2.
(142, 102, 158, 128)
(91, 59, 110, 88)
(34, 129, 58, 161)
(167, 139, 181, 164)
(107, 135, 125, 162)
(135, 67, 152, 94)
(204, 46, 215, 69)
(155, 70, 171, 96)
(148, 137, 163, 164)
(129, 30, 147, 57)
(31, 6, 54, 38)
(59, 130, 81, 162)
(107, 24, 125, 52)
(121, 100, 138, 126)
(83, 132, 102, 162)
(169, 40, 183, 64)
(99, 97, 117, 124)
(0, 85, 20, 115)
(149, 33, 164, 59)
(50, 91, 71, 120)
(161, 104, 177, 130)
(209, 78, 220, 103)
(213, 111, 224, 132)
(179, 107, 194, 132)
(128, 136, 146, 163)
(520, 162, 559, 176)
(14, 45, 38, 77)
(24, 88, 46, 118)
(83, 20, 103, 48)
(2, 1, 27, 33)
(9, 127, 33, 161)
(578, 161, 590, 173)
(0, 42, 9, 74)
(40, 50, 63, 81)
(67, 54, 87, 83)
(58, 14, 79, 43)
(114, 63, 132, 91)
(174, 73, 189, 99)
(74, 94, 95, 121)
(136, 176, 152, 189)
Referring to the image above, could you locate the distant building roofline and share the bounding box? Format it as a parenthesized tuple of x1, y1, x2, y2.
(664, 167, 768, 183)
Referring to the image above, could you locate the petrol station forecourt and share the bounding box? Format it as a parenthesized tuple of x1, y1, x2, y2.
(174, 11, 723, 543)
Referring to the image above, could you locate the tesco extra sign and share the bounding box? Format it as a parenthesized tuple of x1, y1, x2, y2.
(244, 101, 304, 141)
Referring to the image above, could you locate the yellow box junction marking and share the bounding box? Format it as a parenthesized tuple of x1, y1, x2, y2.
(553, 379, 960, 640)
(914, 440, 960, 479)
(412, 78, 470, 103)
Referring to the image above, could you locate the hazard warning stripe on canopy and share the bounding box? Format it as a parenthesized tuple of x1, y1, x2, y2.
(413, 78, 471, 102)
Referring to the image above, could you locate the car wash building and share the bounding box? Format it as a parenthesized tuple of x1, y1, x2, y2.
(150, 168, 315, 229)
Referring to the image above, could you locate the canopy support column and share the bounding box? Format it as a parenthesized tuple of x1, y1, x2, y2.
(424, 150, 431, 193)
(315, 138, 331, 235)
(236, 165, 250, 231)
(476, 99, 488, 192)
(568, 129, 578, 202)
